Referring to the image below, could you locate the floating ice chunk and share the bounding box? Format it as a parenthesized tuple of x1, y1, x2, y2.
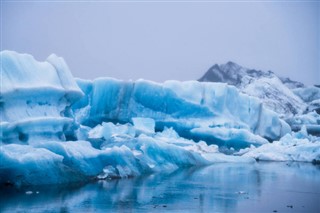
(132, 117, 155, 135)
(35, 141, 106, 176)
(243, 132, 320, 163)
(0, 51, 83, 144)
(154, 127, 196, 147)
(286, 111, 320, 135)
(1, 124, 257, 186)
(1, 50, 83, 105)
(0, 141, 116, 185)
(202, 153, 255, 163)
(307, 99, 320, 113)
(0, 144, 65, 185)
(190, 127, 268, 149)
(233, 145, 256, 156)
(88, 124, 104, 138)
(88, 122, 135, 139)
(293, 86, 320, 103)
(184, 141, 219, 154)
(156, 127, 180, 139)
(75, 125, 92, 140)
(134, 134, 211, 170)
(72, 78, 290, 142)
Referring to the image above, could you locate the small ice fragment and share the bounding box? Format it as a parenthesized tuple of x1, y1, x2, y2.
(236, 191, 247, 194)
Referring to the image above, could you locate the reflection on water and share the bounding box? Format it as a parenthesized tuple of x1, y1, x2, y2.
(1, 162, 319, 212)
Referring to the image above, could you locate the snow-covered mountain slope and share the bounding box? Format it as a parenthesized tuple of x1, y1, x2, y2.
(279, 77, 305, 89)
(198, 62, 307, 116)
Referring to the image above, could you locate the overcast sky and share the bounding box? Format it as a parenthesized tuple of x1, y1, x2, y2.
(1, 1, 319, 85)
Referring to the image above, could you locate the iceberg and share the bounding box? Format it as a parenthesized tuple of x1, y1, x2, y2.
(0, 122, 254, 186)
(286, 111, 320, 136)
(293, 86, 320, 103)
(190, 127, 268, 149)
(0, 141, 104, 186)
(88, 122, 136, 139)
(3, 50, 318, 187)
(240, 127, 320, 163)
(132, 117, 155, 135)
(1, 51, 83, 144)
(72, 78, 290, 144)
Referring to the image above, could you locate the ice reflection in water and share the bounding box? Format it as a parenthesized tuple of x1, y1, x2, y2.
(1, 162, 319, 212)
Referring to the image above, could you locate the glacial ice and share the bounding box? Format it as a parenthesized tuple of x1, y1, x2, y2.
(0, 50, 83, 144)
(132, 117, 155, 135)
(190, 127, 268, 149)
(240, 127, 320, 163)
(72, 78, 290, 143)
(293, 86, 320, 103)
(1, 50, 319, 187)
(285, 111, 320, 136)
(0, 123, 255, 185)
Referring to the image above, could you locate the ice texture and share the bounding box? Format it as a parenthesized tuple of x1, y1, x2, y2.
(0, 50, 257, 186)
(0, 123, 254, 186)
(132, 117, 155, 135)
(72, 78, 290, 144)
(286, 111, 320, 136)
(293, 86, 320, 103)
(2, 50, 317, 187)
(0, 51, 83, 144)
(190, 127, 268, 149)
(240, 127, 320, 163)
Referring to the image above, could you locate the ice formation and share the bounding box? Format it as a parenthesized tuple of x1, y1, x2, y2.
(240, 127, 320, 163)
(1, 51, 319, 187)
(285, 111, 320, 137)
(0, 120, 255, 186)
(198, 61, 320, 138)
(1, 51, 83, 144)
(72, 78, 290, 144)
(293, 86, 320, 103)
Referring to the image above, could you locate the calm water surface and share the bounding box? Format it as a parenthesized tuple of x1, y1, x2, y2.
(1, 162, 319, 212)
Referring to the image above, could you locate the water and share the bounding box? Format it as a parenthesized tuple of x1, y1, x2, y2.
(1, 162, 319, 212)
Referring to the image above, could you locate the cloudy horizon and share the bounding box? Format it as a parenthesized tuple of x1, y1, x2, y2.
(1, 1, 319, 85)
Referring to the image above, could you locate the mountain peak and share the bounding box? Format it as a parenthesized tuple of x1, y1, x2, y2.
(198, 61, 307, 116)
(225, 61, 240, 68)
(198, 61, 246, 85)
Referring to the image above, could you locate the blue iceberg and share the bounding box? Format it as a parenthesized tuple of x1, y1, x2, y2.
(72, 78, 290, 145)
(1, 51, 318, 187)
(1, 51, 83, 144)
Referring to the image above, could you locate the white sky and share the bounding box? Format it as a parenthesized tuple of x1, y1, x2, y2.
(1, 1, 319, 85)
